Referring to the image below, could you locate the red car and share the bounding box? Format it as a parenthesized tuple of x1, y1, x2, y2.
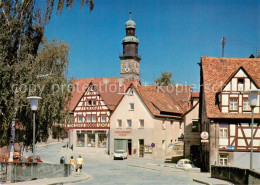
(27, 155, 42, 162)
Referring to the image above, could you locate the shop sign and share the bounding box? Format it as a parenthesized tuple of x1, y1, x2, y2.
(114, 130, 131, 136)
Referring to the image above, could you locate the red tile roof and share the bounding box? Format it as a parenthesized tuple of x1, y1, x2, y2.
(134, 85, 191, 118)
(68, 77, 137, 112)
(201, 56, 260, 119)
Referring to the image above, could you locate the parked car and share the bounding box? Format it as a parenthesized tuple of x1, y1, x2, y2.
(4, 152, 20, 162)
(176, 159, 196, 169)
(27, 155, 42, 162)
(113, 150, 127, 160)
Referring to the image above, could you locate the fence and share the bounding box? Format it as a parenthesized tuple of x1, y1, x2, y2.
(211, 166, 260, 185)
(0, 162, 71, 183)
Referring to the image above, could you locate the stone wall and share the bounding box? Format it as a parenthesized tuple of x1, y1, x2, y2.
(0, 162, 71, 183)
(211, 166, 260, 185)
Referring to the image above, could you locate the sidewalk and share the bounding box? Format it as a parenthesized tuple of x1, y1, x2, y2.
(128, 160, 233, 185)
(15, 172, 91, 185)
(193, 174, 233, 185)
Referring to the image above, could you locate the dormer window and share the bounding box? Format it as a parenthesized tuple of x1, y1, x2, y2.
(230, 98, 238, 111)
(238, 78, 244, 91)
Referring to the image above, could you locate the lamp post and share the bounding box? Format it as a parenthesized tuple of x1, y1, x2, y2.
(27, 96, 41, 162)
(243, 89, 260, 170)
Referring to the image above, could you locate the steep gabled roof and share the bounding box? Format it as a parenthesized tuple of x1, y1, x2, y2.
(201, 56, 260, 119)
(68, 77, 136, 112)
(132, 85, 191, 118)
(220, 66, 259, 92)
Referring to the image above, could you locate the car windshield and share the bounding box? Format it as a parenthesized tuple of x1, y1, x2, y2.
(115, 151, 124, 154)
(184, 161, 193, 164)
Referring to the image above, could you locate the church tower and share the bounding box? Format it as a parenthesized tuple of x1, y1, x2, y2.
(120, 11, 141, 81)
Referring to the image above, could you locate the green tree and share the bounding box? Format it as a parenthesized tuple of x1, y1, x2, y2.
(0, 0, 93, 147)
(155, 72, 175, 86)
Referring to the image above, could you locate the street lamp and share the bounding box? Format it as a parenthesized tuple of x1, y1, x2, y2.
(243, 89, 260, 170)
(27, 96, 42, 162)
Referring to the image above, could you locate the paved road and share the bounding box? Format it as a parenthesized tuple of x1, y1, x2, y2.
(24, 142, 218, 185)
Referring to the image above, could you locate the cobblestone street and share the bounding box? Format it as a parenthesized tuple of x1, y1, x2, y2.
(22, 141, 232, 185)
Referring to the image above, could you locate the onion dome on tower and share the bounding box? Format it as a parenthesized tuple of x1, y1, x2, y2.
(120, 11, 141, 60)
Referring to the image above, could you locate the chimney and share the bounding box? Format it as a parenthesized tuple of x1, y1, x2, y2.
(249, 54, 255, 58)
(258, 51, 260, 58)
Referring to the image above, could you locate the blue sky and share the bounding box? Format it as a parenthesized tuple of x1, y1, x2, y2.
(45, 0, 260, 88)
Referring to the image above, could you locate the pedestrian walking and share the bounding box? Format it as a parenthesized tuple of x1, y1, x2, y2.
(69, 156, 75, 170)
(76, 155, 83, 175)
(60, 156, 65, 164)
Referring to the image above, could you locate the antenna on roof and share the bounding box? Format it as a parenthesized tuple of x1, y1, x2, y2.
(221, 37, 226, 57)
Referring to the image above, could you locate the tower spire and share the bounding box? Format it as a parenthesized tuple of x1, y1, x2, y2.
(129, 11, 132, 20)
(119, 12, 141, 81)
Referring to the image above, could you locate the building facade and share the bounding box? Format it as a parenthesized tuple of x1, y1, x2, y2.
(66, 78, 131, 153)
(110, 85, 191, 158)
(199, 57, 260, 172)
(183, 92, 200, 166)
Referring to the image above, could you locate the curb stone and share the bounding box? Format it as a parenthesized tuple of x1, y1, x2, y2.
(193, 178, 210, 185)
(14, 173, 91, 185)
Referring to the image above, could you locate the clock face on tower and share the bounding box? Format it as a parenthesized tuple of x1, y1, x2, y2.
(125, 67, 130, 72)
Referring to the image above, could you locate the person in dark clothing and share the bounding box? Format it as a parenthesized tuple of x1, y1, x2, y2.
(60, 156, 65, 164)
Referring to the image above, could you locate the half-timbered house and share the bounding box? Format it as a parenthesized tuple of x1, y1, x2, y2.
(66, 78, 133, 153)
(199, 57, 260, 171)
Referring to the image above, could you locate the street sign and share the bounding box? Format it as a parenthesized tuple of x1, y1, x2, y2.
(201, 140, 209, 143)
(227, 146, 235, 150)
(201, 131, 209, 140)
(151, 143, 155, 148)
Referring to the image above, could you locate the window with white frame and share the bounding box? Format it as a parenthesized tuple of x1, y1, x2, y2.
(139, 120, 144, 128)
(230, 98, 238, 111)
(101, 115, 106, 122)
(87, 100, 92, 106)
(87, 115, 91, 122)
(78, 116, 83, 123)
(129, 103, 134, 110)
(92, 115, 97, 122)
(127, 120, 132, 128)
(243, 98, 251, 111)
(219, 154, 228, 166)
(117, 120, 122, 128)
(92, 99, 97, 106)
(219, 125, 228, 138)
